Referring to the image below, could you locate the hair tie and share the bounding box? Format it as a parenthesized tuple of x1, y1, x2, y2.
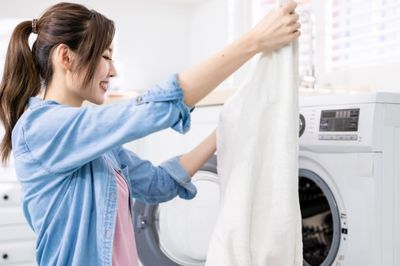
(32, 19, 38, 34)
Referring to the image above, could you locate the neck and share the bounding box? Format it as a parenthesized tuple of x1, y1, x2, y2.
(44, 78, 83, 107)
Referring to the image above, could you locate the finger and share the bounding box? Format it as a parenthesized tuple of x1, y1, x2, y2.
(289, 22, 301, 32)
(282, 1, 297, 14)
(291, 30, 301, 40)
(285, 13, 300, 25)
(289, 13, 300, 24)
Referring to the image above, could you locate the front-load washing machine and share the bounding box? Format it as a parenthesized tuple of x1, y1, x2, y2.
(298, 92, 400, 266)
(132, 92, 400, 266)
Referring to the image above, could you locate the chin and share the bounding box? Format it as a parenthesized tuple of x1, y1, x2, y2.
(95, 98, 105, 105)
(87, 96, 105, 105)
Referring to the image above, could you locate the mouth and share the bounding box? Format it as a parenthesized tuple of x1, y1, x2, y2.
(100, 81, 109, 92)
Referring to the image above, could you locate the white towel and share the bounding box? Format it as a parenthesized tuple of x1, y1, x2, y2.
(205, 4, 303, 265)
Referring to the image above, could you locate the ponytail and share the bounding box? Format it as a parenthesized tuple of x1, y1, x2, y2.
(0, 20, 41, 164)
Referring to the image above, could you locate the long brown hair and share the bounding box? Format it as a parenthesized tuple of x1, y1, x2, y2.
(0, 2, 115, 164)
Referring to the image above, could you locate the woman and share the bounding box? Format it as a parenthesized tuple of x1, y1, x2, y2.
(0, 2, 300, 265)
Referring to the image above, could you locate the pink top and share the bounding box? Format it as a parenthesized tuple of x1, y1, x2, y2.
(112, 169, 139, 266)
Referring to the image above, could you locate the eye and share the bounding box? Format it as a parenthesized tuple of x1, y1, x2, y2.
(102, 55, 114, 61)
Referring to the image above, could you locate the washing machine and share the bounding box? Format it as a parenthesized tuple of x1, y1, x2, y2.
(132, 92, 400, 266)
(298, 92, 400, 266)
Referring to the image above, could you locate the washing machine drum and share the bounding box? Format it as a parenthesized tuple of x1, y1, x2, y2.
(133, 157, 342, 266)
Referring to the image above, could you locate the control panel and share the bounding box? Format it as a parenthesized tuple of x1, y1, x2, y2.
(317, 108, 360, 141)
(320, 109, 360, 132)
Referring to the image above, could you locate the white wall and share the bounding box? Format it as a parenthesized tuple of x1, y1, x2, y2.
(106, 0, 193, 91)
(187, 0, 229, 66)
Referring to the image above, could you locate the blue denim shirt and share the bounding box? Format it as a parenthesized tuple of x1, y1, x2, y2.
(11, 74, 197, 266)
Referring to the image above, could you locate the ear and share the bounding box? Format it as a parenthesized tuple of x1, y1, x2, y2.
(54, 44, 74, 71)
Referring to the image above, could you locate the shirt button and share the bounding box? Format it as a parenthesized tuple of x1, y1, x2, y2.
(105, 230, 112, 238)
(136, 96, 143, 104)
(110, 192, 117, 200)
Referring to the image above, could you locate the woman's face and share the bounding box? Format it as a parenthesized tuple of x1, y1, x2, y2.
(77, 44, 116, 105)
(67, 45, 116, 105)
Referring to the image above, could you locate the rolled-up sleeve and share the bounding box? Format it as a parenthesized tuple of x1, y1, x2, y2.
(159, 156, 197, 200)
(116, 147, 197, 204)
(140, 74, 193, 134)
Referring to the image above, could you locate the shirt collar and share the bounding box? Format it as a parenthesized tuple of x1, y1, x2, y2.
(28, 97, 60, 108)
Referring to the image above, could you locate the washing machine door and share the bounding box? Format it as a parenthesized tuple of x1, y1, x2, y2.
(133, 156, 219, 266)
(299, 169, 342, 266)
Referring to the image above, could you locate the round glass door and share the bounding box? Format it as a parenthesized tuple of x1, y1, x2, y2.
(299, 169, 341, 266)
(155, 170, 219, 265)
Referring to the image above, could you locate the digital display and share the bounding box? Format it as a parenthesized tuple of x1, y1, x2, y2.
(320, 108, 360, 132)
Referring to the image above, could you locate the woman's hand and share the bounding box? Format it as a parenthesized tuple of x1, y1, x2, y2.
(249, 1, 300, 54)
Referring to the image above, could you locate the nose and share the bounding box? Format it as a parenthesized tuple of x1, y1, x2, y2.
(109, 61, 117, 78)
